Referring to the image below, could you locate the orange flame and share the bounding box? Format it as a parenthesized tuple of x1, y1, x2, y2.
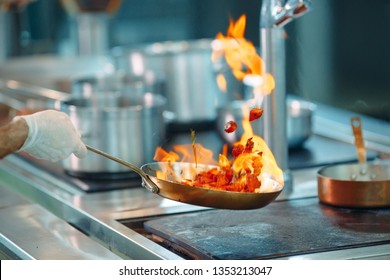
(152, 14, 283, 194)
(212, 14, 275, 95)
(154, 144, 218, 166)
(237, 114, 284, 190)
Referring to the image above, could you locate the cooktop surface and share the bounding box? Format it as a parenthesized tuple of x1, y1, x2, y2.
(144, 198, 390, 259)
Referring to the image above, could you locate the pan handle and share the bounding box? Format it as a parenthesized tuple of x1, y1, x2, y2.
(85, 145, 160, 194)
(350, 116, 367, 165)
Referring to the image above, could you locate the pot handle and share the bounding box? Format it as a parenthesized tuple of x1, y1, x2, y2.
(350, 116, 366, 165)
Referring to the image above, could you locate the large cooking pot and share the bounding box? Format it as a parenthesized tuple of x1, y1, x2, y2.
(56, 92, 166, 178)
(111, 39, 229, 126)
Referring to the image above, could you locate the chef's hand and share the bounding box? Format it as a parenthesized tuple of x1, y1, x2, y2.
(17, 110, 87, 162)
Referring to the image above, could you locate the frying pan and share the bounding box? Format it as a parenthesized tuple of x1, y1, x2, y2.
(86, 145, 283, 210)
(317, 117, 390, 208)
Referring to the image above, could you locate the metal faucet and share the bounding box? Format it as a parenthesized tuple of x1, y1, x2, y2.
(260, 0, 311, 195)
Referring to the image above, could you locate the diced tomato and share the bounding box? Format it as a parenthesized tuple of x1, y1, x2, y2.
(179, 113, 267, 192)
(249, 108, 263, 121)
(244, 137, 254, 153)
(246, 174, 261, 192)
(224, 120, 238, 133)
(232, 144, 244, 157)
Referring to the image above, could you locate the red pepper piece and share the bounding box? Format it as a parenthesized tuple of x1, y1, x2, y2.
(249, 108, 263, 122)
(224, 120, 238, 133)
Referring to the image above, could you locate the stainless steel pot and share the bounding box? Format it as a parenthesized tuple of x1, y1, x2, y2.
(287, 99, 316, 148)
(111, 39, 228, 125)
(56, 92, 166, 178)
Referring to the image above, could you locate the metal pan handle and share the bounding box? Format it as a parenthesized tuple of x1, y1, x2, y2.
(350, 116, 366, 165)
(85, 145, 160, 194)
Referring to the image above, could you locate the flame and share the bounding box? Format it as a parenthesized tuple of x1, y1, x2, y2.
(212, 14, 275, 95)
(237, 115, 284, 190)
(152, 14, 284, 195)
(154, 146, 180, 163)
(216, 73, 228, 93)
(153, 131, 283, 193)
(154, 144, 218, 166)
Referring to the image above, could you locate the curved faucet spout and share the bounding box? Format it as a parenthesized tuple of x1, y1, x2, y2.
(286, 0, 311, 18)
(261, 0, 311, 28)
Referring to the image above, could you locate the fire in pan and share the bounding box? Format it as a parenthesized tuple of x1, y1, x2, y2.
(86, 145, 283, 210)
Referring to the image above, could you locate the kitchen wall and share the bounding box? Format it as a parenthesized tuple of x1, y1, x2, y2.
(1, 0, 389, 121)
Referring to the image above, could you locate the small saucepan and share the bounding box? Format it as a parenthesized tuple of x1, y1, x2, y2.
(317, 117, 390, 208)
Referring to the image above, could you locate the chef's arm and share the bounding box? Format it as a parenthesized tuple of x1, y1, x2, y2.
(0, 110, 87, 162)
(0, 116, 28, 159)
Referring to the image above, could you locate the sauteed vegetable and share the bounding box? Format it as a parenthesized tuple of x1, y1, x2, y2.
(181, 108, 266, 193)
(182, 137, 263, 192)
(249, 107, 263, 121)
(224, 120, 238, 133)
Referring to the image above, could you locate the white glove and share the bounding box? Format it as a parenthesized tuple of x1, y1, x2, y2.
(17, 110, 87, 162)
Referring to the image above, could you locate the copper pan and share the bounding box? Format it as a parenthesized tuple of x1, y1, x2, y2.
(86, 145, 282, 210)
(317, 117, 390, 208)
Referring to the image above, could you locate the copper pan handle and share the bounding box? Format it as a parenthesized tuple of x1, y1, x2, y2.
(350, 116, 366, 165)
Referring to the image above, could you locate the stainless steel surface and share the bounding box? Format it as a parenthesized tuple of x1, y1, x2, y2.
(315, 118, 390, 154)
(287, 98, 315, 148)
(0, 56, 113, 91)
(70, 73, 149, 98)
(260, 0, 311, 198)
(260, 0, 312, 28)
(56, 93, 166, 175)
(312, 102, 390, 154)
(0, 182, 120, 259)
(216, 98, 315, 148)
(0, 79, 69, 110)
(0, 203, 122, 260)
(60, 0, 122, 55)
(72, 12, 110, 55)
(112, 39, 227, 124)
